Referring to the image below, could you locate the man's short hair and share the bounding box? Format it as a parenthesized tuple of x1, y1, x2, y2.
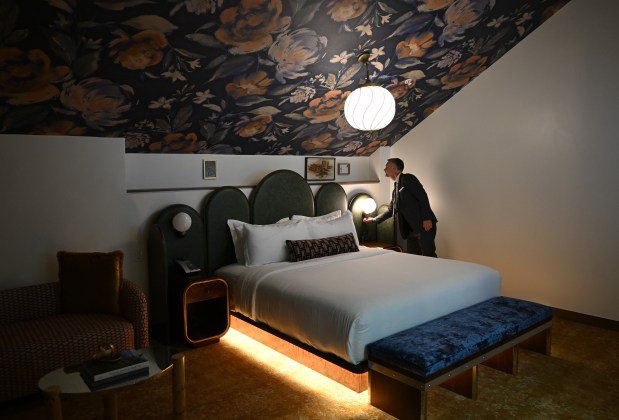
(388, 158, 404, 172)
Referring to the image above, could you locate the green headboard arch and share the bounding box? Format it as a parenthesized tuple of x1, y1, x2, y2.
(315, 182, 348, 216)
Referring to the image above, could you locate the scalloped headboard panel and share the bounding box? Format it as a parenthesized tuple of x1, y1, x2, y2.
(315, 182, 347, 216)
(249, 170, 314, 224)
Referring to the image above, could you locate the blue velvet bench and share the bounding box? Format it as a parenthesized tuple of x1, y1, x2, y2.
(367, 296, 553, 419)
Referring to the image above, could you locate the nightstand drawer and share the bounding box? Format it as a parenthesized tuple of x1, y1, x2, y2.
(185, 279, 227, 304)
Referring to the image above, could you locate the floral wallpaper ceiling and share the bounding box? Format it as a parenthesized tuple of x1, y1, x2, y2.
(0, 0, 569, 156)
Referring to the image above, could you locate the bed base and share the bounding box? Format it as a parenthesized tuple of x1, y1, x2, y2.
(230, 314, 368, 392)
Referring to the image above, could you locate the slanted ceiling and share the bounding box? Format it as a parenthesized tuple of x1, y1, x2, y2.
(0, 0, 569, 156)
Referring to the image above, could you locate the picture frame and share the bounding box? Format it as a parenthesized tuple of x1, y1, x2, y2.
(202, 160, 217, 179)
(305, 157, 335, 181)
(337, 162, 350, 176)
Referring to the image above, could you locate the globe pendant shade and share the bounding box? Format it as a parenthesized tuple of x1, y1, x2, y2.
(344, 85, 396, 131)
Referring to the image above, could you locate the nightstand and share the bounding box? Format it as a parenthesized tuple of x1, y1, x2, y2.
(182, 277, 230, 345)
(361, 241, 403, 252)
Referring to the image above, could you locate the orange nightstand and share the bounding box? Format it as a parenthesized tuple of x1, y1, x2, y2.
(182, 277, 230, 346)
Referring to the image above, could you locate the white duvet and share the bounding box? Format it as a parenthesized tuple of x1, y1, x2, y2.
(216, 247, 501, 365)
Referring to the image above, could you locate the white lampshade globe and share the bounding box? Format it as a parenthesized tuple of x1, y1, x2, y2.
(344, 85, 396, 131)
(362, 197, 377, 214)
(172, 212, 192, 234)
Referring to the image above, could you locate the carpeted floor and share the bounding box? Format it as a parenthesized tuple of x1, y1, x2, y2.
(2, 317, 618, 419)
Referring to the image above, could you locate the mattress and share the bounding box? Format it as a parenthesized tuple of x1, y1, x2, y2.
(215, 247, 502, 365)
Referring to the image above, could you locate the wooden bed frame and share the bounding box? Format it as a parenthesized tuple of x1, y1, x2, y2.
(202, 169, 372, 392)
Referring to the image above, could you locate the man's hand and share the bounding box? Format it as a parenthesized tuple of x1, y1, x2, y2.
(423, 220, 433, 231)
(363, 216, 375, 223)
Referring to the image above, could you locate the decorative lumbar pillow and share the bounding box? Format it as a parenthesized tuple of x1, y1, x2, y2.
(57, 250, 124, 315)
(242, 219, 310, 266)
(286, 233, 359, 262)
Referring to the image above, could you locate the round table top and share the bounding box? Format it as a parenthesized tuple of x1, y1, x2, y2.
(38, 345, 178, 395)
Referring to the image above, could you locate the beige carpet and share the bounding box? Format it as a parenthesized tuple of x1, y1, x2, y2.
(2, 317, 618, 419)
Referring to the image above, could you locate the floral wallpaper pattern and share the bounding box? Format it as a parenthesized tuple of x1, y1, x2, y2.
(0, 0, 569, 156)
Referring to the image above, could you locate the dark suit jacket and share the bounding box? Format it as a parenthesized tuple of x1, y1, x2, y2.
(375, 173, 437, 238)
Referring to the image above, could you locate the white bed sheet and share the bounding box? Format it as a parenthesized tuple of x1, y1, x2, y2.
(215, 247, 501, 365)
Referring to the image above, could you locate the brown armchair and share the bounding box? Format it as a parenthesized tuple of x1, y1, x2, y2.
(0, 280, 148, 402)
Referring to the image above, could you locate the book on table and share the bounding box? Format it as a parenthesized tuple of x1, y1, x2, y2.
(80, 349, 149, 388)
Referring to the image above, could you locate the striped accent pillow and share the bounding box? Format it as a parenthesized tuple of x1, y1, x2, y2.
(286, 233, 359, 262)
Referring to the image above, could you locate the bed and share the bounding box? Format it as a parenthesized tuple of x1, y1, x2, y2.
(202, 169, 501, 391)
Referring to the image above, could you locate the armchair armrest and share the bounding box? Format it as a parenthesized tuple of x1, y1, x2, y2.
(0, 282, 60, 324)
(119, 280, 149, 348)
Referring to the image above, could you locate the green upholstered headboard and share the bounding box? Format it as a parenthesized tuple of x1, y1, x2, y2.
(203, 170, 348, 275)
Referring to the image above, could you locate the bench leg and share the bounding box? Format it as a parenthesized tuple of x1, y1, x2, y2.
(483, 346, 519, 374)
(519, 327, 551, 355)
(440, 366, 478, 399)
(369, 370, 427, 420)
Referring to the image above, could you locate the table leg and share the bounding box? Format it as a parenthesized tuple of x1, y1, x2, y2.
(103, 392, 118, 420)
(43, 385, 63, 420)
(172, 353, 186, 420)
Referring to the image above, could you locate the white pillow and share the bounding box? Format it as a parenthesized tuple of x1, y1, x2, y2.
(305, 210, 359, 245)
(290, 210, 342, 221)
(227, 218, 295, 264)
(242, 220, 311, 266)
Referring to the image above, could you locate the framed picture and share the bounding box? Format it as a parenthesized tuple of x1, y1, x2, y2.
(202, 160, 217, 179)
(337, 163, 350, 176)
(305, 157, 335, 181)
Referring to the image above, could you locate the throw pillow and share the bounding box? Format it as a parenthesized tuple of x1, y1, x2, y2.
(286, 233, 359, 262)
(57, 250, 124, 315)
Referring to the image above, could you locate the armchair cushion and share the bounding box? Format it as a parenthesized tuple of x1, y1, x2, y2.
(57, 250, 124, 315)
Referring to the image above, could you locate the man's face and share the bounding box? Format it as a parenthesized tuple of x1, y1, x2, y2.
(384, 161, 398, 179)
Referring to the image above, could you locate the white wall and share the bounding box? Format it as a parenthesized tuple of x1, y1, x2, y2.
(0, 134, 383, 294)
(393, 0, 619, 321)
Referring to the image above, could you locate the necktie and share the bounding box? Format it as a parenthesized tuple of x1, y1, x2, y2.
(393, 182, 398, 214)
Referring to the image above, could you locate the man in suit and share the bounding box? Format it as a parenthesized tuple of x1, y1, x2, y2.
(363, 158, 438, 257)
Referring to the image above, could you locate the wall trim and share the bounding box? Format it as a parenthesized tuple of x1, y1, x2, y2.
(553, 308, 619, 332)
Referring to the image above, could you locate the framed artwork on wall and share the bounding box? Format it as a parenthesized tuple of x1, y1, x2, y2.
(202, 160, 217, 179)
(337, 163, 350, 175)
(305, 157, 335, 181)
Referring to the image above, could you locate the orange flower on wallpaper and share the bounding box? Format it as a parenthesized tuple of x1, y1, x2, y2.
(396, 32, 436, 59)
(109, 30, 168, 70)
(355, 140, 388, 156)
(417, 0, 456, 12)
(388, 81, 413, 100)
(234, 115, 272, 138)
(303, 90, 350, 124)
(225, 71, 273, 99)
(326, 0, 369, 22)
(215, 0, 291, 54)
(149, 132, 205, 153)
(30, 120, 86, 136)
(440, 55, 488, 90)
(301, 133, 335, 151)
(0, 48, 69, 105)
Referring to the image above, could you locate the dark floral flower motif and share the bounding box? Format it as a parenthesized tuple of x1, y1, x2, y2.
(396, 32, 436, 60)
(440, 55, 488, 89)
(149, 132, 205, 153)
(215, 0, 291, 54)
(439, 0, 491, 45)
(326, 0, 369, 22)
(423, 103, 442, 118)
(269, 28, 328, 83)
(234, 115, 272, 137)
(183, 0, 217, 15)
(0, 48, 70, 105)
(301, 132, 335, 151)
(303, 90, 350, 123)
(60, 78, 132, 130)
(109, 30, 168, 70)
(30, 120, 86, 135)
(355, 140, 388, 156)
(417, 0, 455, 12)
(225, 71, 273, 99)
(388, 80, 413, 100)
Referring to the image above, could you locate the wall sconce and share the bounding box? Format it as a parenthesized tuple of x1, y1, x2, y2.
(172, 212, 192, 236)
(344, 51, 396, 131)
(349, 193, 378, 243)
(361, 197, 377, 216)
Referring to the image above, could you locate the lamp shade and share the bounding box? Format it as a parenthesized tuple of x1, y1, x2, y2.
(344, 85, 396, 131)
(361, 197, 377, 214)
(172, 212, 192, 234)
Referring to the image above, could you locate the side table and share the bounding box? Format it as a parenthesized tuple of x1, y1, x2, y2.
(182, 277, 230, 345)
(39, 345, 186, 420)
(361, 241, 404, 252)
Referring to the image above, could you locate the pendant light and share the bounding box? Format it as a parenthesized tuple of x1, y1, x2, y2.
(344, 52, 396, 131)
